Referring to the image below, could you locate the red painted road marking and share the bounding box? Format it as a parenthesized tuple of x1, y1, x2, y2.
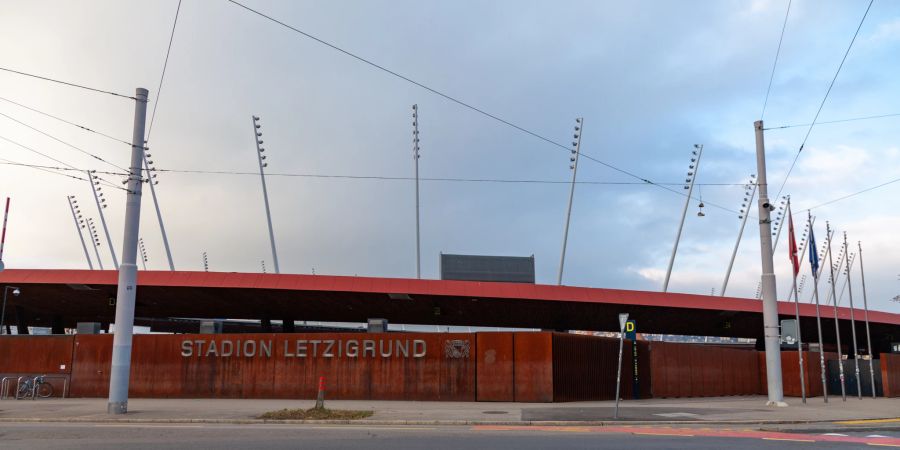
(471, 425, 900, 446)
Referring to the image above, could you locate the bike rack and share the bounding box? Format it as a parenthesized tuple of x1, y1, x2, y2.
(5, 374, 69, 400)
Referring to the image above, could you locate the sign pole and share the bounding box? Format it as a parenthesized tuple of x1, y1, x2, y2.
(614, 313, 628, 419)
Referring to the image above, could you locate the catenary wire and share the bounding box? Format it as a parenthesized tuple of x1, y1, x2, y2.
(147, 0, 183, 141)
(225, 0, 685, 198)
(0, 157, 90, 182)
(0, 95, 132, 145)
(0, 135, 127, 191)
(773, 0, 874, 202)
(800, 175, 900, 212)
(0, 111, 128, 171)
(0, 66, 138, 101)
(765, 112, 900, 130)
(760, 0, 792, 120)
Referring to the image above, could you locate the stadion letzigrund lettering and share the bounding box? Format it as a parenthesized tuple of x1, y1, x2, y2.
(180, 338, 428, 359)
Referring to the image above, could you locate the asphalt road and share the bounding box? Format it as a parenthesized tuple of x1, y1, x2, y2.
(0, 422, 897, 449)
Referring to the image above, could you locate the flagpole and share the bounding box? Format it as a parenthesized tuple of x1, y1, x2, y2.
(857, 241, 876, 399)
(787, 199, 806, 403)
(808, 211, 828, 403)
(826, 221, 847, 401)
(842, 232, 863, 399)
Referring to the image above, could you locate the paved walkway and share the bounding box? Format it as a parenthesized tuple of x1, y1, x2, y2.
(0, 396, 898, 427)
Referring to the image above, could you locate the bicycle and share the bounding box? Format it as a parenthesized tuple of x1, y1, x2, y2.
(16, 375, 54, 399)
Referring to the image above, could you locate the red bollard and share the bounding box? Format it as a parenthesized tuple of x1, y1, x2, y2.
(315, 376, 326, 409)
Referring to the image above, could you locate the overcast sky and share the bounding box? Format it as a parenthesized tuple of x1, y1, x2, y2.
(1, 0, 898, 313)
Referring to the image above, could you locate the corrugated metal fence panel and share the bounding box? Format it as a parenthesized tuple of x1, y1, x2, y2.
(0, 335, 74, 374)
(649, 342, 759, 398)
(514, 332, 553, 402)
(551, 334, 650, 402)
(68, 333, 476, 400)
(476, 332, 514, 401)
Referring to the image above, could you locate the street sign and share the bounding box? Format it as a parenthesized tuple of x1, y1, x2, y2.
(625, 320, 636, 341)
(618, 313, 629, 331)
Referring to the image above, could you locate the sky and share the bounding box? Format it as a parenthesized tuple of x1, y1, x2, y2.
(0, 0, 899, 314)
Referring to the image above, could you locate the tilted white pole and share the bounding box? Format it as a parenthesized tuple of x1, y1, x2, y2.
(252, 115, 279, 273)
(721, 180, 756, 296)
(107, 87, 149, 415)
(142, 153, 174, 270)
(842, 232, 862, 399)
(412, 105, 421, 279)
(88, 170, 119, 269)
(557, 118, 583, 286)
(825, 221, 847, 401)
(88, 218, 105, 270)
(857, 241, 876, 399)
(663, 144, 702, 292)
(753, 121, 785, 406)
(67, 196, 94, 270)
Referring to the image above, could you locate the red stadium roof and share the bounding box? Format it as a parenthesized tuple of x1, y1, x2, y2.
(1, 269, 898, 350)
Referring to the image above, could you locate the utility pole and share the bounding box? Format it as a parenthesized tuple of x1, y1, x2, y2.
(842, 232, 862, 399)
(412, 105, 421, 279)
(721, 176, 756, 296)
(141, 151, 174, 270)
(107, 87, 149, 415)
(857, 241, 876, 399)
(558, 118, 583, 285)
(67, 196, 93, 270)
(826, 221, 847, 401)
(252, 116, 279, 274)
(88, 170, 119, 269)
(753, 121, 785, 406)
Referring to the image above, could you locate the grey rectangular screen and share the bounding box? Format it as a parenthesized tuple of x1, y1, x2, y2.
(440, 254, 535, 283)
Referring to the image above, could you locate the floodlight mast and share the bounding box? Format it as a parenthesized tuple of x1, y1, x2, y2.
(662, 144, 703, 293)
(252, 115, 279, 274)
(67, 196, 94, 270)
(557, 118, 583, 286)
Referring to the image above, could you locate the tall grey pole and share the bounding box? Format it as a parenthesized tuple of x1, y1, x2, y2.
(809, 212, 828, 403)
(107, 87, 149, 415)
(825, 222, 847, 401)
(412, 105, 421, 279)
(825, 248, 847, 306)
(721, 180, 756, 296)
(88, 171, 119, 269)
(557, 118, 583, 286)
(786, 200, 806, 403)
(857, 241, 876, 399)
(67, 196, 94, 270)
(663, 144, 702, 292)
(142, 153, 174, 270)
(614, 312, 628, 419)
(842, 232, 862, 399)
(753, 121, 785, 406)
(252, 116, 279, 274)
(87, 218, 105, 270)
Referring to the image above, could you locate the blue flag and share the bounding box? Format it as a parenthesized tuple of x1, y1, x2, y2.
(808, 226, 819, 275)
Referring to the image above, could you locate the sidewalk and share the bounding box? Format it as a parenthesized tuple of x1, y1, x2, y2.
(1, 396, 898, 428)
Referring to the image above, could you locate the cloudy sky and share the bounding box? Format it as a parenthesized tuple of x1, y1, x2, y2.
(1, 0, 898, 313)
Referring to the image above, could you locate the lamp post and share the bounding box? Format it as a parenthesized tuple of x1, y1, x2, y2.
(141, 146, 174, 270)
(721, 175, 756, 296)
(87, 170, 118, 269)
(662, 144, 703, 292)
(412, 105, 421, 279)
(1, 286, 21, 335)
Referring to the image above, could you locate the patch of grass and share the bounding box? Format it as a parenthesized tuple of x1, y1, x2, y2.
(258, 407, 374, 420)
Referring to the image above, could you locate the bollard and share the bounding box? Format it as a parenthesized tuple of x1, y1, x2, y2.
(315, 376, 326, 410)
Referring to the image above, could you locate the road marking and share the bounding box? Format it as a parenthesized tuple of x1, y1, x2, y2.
(307, 426, 436, 431)
(822, 433, 849, 436)
(867, 443, 900, 448)
(836, 418, 900, 425)
(93, 424, 203, 428)
(762, 437, 815, 442)
(633, 432, 694, 437)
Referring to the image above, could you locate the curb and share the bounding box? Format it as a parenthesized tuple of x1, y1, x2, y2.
(1, 417, 898, 427)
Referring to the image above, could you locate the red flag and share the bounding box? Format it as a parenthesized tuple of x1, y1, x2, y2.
(787, 203, 800, 276)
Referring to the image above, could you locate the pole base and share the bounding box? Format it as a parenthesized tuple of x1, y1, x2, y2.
(766, 400, 788, 407)
(108, 401, 128, 415)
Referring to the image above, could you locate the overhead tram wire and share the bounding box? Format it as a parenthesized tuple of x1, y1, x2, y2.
(0, 157, 91, 182)
(0, 161, 125, 177)
(224, 0, 696, 203)
(765, 112, 900, 130)
(0, 111, 129, 172)
(800, 175, 900, 212)
(0, 134, 127, 191)
(772, 0, 874, 202)
(0, 66, 138, 101)
(0, 95, 132, 146)
(760, 0, 792, 120)
(147, 0, 183, 140)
